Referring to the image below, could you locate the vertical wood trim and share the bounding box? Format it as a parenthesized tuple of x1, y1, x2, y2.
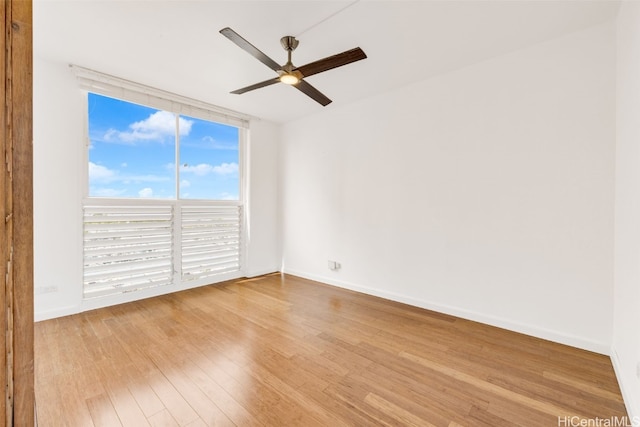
(10, 0, 33, 423)
(0, 1, 8, 424)
(3, 0, 34, 425)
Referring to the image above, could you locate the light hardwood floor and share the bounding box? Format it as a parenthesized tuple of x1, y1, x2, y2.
(35, 273, 627, 426)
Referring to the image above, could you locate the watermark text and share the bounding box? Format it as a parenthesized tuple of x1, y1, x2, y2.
(558, 416, 640, 427)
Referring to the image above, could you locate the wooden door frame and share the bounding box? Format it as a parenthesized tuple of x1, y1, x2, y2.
(2, 0, 34, 425)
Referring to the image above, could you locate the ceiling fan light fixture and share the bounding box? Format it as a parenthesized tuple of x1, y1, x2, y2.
(220, 27, 367, 106)
(280, 73, 300, 85)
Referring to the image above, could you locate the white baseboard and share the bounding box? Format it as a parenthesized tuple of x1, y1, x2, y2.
(610, 346, 640, 422)
(244, 268, 279, 278)
(283, 268, 610, 355)
(34, 271, 245, 322)
(34, 304, 82, 322)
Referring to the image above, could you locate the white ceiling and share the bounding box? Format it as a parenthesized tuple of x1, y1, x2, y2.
(34, 0, 620, 124)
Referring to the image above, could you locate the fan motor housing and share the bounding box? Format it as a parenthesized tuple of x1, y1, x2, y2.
(280, 36, 299, 51)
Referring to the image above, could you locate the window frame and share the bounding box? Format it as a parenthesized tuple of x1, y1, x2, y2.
(84, 93, 246, 202)
(75, 65, 251, 306)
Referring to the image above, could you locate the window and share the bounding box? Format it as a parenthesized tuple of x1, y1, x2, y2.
(88, 93, 240, 200)
(76, 66, 250, 300)
(179, 114, 239, 200)
(88, 95, 176, 198)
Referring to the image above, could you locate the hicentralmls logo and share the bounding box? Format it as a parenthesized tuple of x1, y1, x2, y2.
(558, 416, 640, 427)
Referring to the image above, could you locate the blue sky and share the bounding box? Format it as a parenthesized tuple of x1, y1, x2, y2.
(88, 93, 239, 200)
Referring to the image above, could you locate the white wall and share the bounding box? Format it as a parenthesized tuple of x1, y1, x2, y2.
(33, 57, 85, 318)
(612, 1, 640, 420)
(33, 57, 281, 320)
(280, 22, 616, 354)
(246, 120, 281, 277)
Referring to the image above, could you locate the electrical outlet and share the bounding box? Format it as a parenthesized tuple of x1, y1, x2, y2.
(328, 260, 341, 270)
(35, 286, 58, 295)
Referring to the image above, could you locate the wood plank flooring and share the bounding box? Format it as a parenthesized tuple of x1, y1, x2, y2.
(35, 273, 628, 426)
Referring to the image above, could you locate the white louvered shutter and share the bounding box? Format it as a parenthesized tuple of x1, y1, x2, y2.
(181, 205, 241, 283)
(83, 204, 174, 298)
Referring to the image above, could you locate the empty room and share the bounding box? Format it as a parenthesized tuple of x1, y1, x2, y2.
(11, 0, 640, 425)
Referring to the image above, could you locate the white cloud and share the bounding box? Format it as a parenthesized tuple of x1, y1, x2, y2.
(202, 136, 238, 150)
(128, 174, 170, 183)
(180, 162, 238, 176)
(121, 163, 128, 168)
(104, 111, 193, 143)
(138, 188, 154, 198)
(88, 162, 170, 184)
(89, 162, 117, 182)
(180, 179, 191, 188)
(213, 162, 239, 175)
(181, 163, 214, 176)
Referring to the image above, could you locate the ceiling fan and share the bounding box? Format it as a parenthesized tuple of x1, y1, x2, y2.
(220, 27, 367, 106)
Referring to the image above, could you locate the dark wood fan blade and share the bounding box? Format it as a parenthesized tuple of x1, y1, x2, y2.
(294, 80, 332, 106)
(296, 47, 366, 78)
(220, 27, 282, 72)
(230, 77, 281, 94)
